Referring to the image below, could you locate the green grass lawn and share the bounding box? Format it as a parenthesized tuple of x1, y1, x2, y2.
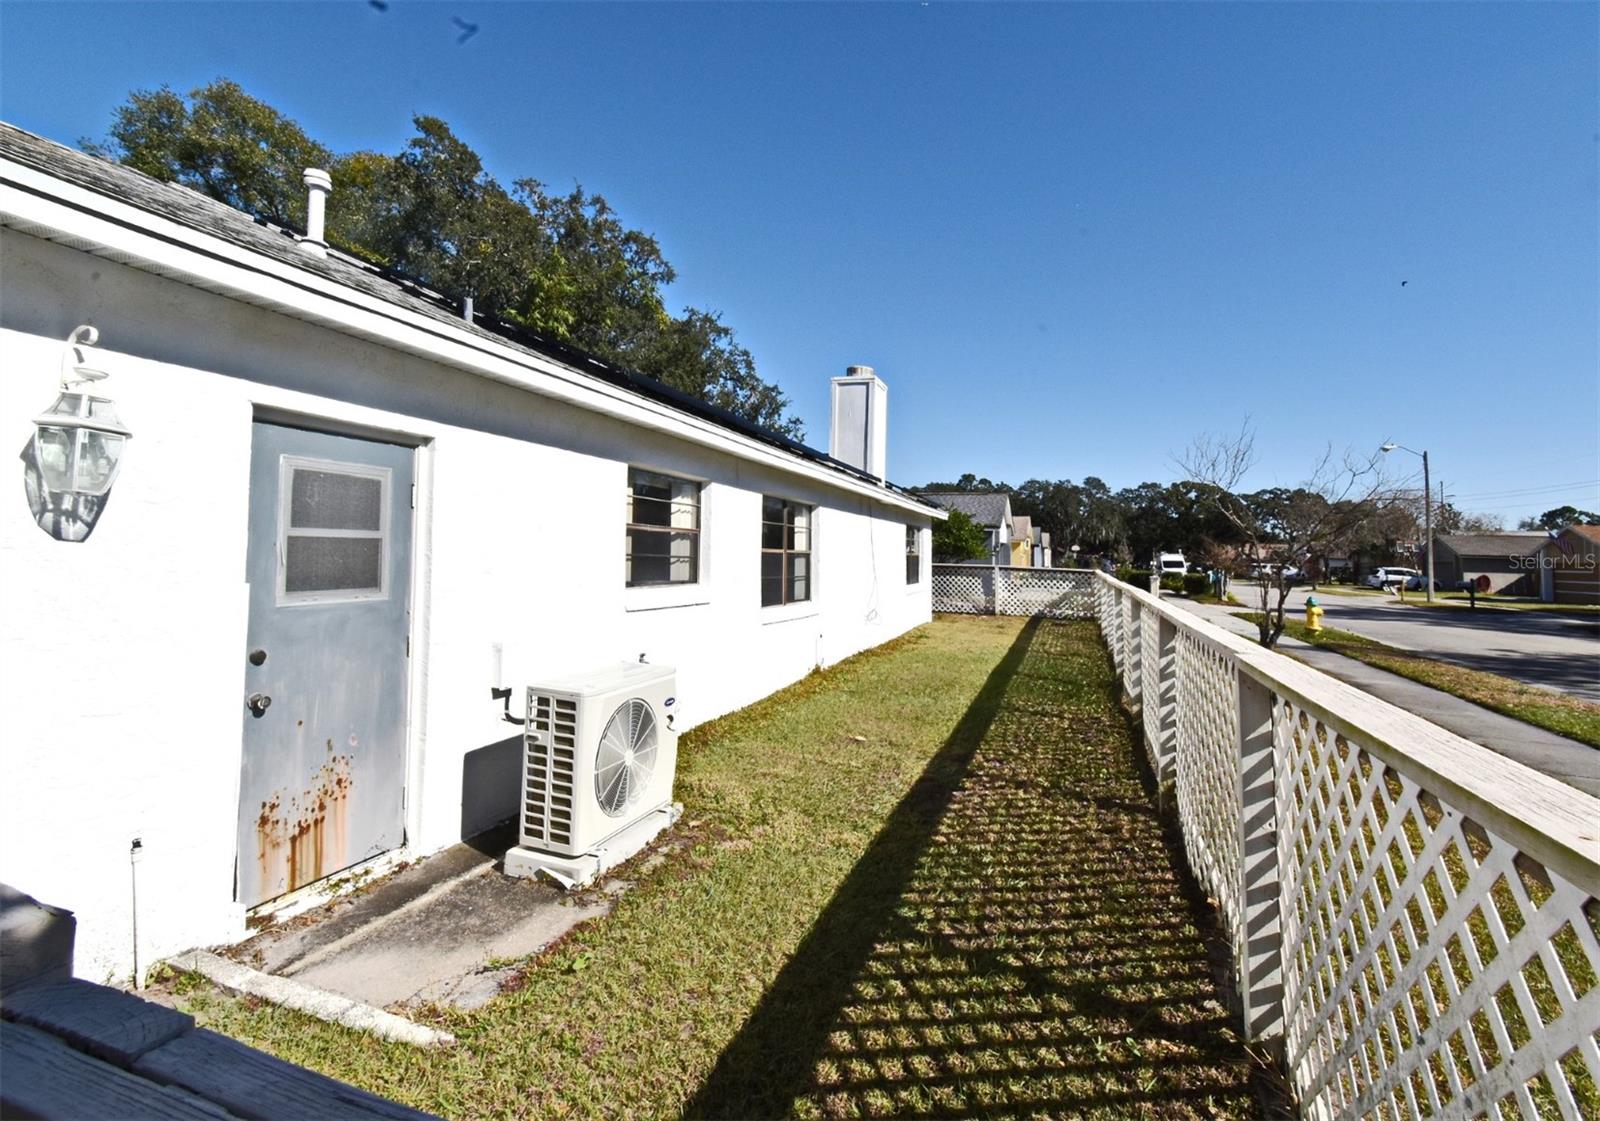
(161, 616, 1282, 1119)
(1236, 613, 1600, 749)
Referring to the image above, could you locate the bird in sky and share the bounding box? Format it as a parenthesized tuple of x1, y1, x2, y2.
(452, 15, 478, 44)
(368, 1, 387, 10)
(1401, 280, 1408, 286)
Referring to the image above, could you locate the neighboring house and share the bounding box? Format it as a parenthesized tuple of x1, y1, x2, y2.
(1536, 524, 1600, 605)
(0, 122, 942, 982)
(919, 491, 1012, 564)
(1432, 533, 1548, 595)
(1009, 515, 1033, 567)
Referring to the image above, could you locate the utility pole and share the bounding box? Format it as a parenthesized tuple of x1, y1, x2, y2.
(1381, 441, 1436, 603)
(1422, 450, 1434, 603)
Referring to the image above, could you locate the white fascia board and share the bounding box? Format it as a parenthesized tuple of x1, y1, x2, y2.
(0, 161, 943, 521)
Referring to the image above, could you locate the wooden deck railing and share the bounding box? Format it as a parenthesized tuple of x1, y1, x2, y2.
(1092, 572, 1600, 1121)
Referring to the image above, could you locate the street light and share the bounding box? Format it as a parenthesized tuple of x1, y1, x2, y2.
(1381, 441, 1433, 603)
(1070, 543, 1081, 569)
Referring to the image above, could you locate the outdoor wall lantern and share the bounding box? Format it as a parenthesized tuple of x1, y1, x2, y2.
(21, 325, 132, 542)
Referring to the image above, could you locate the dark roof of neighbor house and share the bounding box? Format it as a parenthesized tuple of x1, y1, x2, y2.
(0, 121, 938, 511)
(1435, 532, 1548, 558)
(1547, 524, 1600, 553)
(920, 492, 1011, 528)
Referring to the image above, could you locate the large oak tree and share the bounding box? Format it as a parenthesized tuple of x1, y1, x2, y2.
(87, 79, 802, 438)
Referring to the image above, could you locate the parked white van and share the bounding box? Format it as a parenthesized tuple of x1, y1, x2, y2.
(1157, 552, 1187, 575)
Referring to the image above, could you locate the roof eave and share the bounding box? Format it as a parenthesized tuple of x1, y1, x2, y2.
(0, 156, 944, 519)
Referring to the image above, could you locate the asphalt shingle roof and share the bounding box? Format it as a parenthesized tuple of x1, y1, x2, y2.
(920, 492, 1011, 528)
(1435, 533, 1548, 558)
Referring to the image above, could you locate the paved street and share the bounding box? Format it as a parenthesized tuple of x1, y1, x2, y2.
(1224, 582, 1600, 702)
(1172, 592, 1600, 799)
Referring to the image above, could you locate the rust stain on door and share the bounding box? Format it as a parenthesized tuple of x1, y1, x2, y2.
(255, 755, 353, 896)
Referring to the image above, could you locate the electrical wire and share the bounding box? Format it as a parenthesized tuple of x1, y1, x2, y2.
(1450, 480, 1600, 500)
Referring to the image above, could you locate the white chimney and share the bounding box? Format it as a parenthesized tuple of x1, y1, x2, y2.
(297, 168, 332, 258)
(829, 365, 888, 480)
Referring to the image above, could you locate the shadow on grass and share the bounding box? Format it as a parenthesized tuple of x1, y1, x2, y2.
(686, 619, 1287, 1119)
(683, 618, 1040, 1119)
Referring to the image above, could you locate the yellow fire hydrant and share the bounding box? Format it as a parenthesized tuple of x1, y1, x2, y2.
(1305, 596, 1325, 634)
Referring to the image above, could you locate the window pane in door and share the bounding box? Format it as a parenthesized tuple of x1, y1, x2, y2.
(284, 536, 383, 594)
(290, 469, 383, 531)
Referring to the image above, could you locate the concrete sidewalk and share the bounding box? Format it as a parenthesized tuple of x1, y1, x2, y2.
(1168, 595, 1600, 800)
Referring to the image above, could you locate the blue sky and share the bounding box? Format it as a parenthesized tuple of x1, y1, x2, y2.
(2, 1, 1595, 523)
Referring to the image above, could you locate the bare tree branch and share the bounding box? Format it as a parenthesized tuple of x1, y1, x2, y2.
(1177, 425, 1400, 648)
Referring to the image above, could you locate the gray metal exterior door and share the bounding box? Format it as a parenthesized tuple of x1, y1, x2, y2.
(237, 422, 414, 907)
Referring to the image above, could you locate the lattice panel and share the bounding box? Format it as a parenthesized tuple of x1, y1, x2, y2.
(1173, 630, 1244, 960)
(1094, 575, 1114, 634)
(929, 566, 991, 615)
(1121, 594, 1139, 698)
(1105, 586, 1125, 672)
(1275, 697, 1600, 1121)
(994, 567, 1096, 619)
(1141, 608, 1163, 771)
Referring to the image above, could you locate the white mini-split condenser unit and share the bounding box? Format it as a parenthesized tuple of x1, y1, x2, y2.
(504, 662, 680, 887)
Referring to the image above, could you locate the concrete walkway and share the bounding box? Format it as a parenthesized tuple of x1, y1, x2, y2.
(227, 825, 619, 1013)
(1169, 595, 1600, 800)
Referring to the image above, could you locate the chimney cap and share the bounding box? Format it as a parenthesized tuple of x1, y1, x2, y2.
(844, 364, 876, 378)
(303, 168, 332, 192)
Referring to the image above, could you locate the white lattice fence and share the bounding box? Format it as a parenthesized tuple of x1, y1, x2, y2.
(1089, 572, 1600, 1121)
(931, 564, 1095, 619)
(1173, 627, 1246, 967)
(929, 565, 993, 615)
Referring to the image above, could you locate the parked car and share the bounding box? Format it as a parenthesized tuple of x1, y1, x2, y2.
(1364, 566, 1420, 589)
(1247, 563, 1303, 584)
(1156, 552, 1187, 575)
(1404, 574, 1444, 592)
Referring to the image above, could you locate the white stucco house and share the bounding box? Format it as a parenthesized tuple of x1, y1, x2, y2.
(0, 122, 941, 983)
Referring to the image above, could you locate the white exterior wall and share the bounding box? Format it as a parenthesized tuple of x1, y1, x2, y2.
(0, 229, 933, 983)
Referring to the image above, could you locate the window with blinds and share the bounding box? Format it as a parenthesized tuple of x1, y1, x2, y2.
(626, 468, 701, 587)
(761, 496, 811, 607)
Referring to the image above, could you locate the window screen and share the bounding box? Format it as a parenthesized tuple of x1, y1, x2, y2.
(906, 525, 921, 585)
(280, 460, 388, 602)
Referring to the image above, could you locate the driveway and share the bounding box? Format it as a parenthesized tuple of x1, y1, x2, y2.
(1227, 582, 1600, 702)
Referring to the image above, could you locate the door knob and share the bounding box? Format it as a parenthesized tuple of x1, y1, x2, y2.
(247, 693, 272, 717)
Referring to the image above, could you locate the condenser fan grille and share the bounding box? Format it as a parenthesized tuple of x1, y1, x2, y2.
(594, 698, 658, 817)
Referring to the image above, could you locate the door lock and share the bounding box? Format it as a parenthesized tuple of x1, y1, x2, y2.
(247, 693, 272, 717)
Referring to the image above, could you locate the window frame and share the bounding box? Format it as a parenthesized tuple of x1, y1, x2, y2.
(760, 496, 813, 608)
(625, 467, 703, 589)
(275, 455, 392, 607)
(905, 524, 922, 585)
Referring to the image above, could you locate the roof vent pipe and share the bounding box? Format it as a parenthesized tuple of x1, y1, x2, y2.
(297, 168, 332, 258)
(462, 295, 475, 322)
